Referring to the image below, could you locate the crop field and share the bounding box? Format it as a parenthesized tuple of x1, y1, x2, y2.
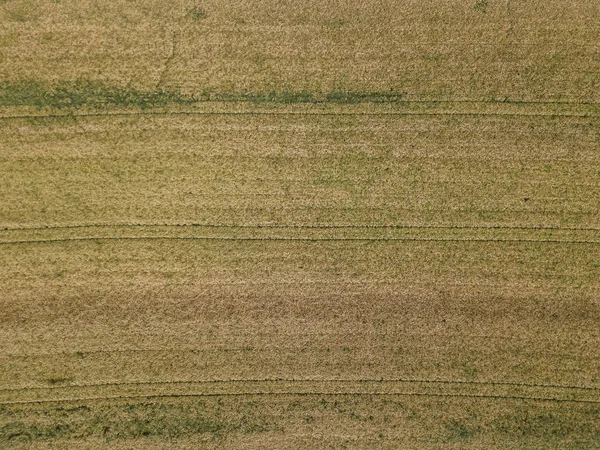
(1, 1, 600, 449)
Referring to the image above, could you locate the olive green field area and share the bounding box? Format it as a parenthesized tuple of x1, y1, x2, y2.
(1, 1, 600, 449)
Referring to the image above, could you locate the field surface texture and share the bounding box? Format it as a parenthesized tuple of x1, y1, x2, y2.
(1, 1, 600, 449)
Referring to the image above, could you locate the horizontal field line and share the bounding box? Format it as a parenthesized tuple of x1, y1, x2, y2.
(3, 97, 600, 110)
(0, 279, 583, 288)
(1, 205, 596, 214)
(3, 392, 599, 405)
(2, 378, 598, 393)
(0, 111, 599, 121)
(381, 99, 600, 106)
(3, 223, 600, 232)
(1, 236, 598, 245)
(5, 156, 600, 166)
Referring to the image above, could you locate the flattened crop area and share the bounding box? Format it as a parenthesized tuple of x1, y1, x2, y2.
(1, 101, 599, 449)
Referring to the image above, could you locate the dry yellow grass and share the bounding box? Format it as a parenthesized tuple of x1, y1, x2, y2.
(1, 0, 600, 449)
(2, 0, 600, 101)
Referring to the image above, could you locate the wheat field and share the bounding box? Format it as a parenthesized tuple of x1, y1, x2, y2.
(1, 1, 600, 449)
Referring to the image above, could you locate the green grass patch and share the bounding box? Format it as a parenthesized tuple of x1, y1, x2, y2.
(0, 80, 406, 109)
(0, 80, 196, 110)
(0, 400, 268, 444)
